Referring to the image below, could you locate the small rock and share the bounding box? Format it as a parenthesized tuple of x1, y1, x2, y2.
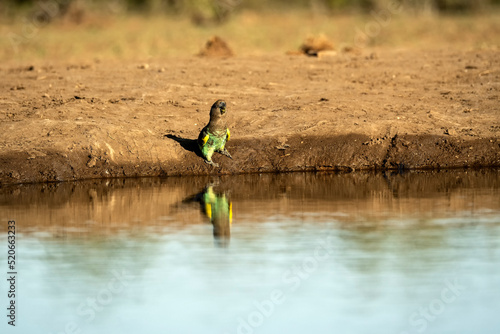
(275, 144, 290, 150)
(138, 64, 149, 70)
(445, 129, 458, 136)
(86, 156, 97, 168)
(8, 171, 20, 179)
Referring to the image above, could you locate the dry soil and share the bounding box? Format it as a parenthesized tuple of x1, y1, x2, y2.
(1, 48, 499, 184)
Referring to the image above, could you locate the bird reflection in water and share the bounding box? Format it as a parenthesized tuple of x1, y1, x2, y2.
(183, 183, 232, 247)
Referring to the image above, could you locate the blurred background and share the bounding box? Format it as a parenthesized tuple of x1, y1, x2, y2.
(1, 0, 499, 60)
(2, 0, 500, 19)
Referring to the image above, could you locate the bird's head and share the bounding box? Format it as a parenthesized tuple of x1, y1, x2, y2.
(211, 100, 227, 118)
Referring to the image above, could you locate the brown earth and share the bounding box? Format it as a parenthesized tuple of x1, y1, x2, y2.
(1, 48, 499, 184)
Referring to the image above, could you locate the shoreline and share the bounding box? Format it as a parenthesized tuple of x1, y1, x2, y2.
(1, 134, 499, 184)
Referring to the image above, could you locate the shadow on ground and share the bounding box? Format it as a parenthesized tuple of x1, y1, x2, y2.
(165, 134, 204, 159)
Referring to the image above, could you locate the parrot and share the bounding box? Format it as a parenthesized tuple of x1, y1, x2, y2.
(197, 99, 232, 167)
(181, 183, 232, 247)
(202, 184, 232, 247)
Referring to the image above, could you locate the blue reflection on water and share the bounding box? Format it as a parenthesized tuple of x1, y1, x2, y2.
(1, 171, 499, 334)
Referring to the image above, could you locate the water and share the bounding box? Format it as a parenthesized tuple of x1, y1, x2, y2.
(1, 170, 500, 334)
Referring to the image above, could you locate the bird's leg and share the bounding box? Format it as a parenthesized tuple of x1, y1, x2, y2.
(203, 147, 219, 167)
(219, 148, 233, 160)
(204, 159, 219, 167)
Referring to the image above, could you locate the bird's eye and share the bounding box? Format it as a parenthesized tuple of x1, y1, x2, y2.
(220, 101, 226, 108)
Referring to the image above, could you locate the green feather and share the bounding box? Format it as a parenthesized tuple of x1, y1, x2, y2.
(198, 128, 228, 161)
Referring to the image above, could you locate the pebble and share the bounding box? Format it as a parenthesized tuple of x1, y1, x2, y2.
(86, 156, 97, 168)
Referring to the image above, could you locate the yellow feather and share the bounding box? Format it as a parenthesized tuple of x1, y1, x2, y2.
(205, 203, 212, 219)
(226, 129, 230, 141)
(202, 134, 209, 145)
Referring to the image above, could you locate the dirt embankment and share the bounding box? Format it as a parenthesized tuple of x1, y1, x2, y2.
(1, 49, 499, 184)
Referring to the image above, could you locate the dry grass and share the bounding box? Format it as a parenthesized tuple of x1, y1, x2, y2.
(1, 9, 499, 62)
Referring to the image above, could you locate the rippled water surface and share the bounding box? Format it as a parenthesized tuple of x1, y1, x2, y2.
(1, 170, 500, 334)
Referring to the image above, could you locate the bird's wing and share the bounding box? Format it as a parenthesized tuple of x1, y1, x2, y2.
(198, 127, 210, 147)
(205, 203, 212, 219)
